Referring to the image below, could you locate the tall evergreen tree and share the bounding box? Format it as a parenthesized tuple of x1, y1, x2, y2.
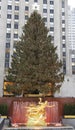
(6, 11, 64, 96)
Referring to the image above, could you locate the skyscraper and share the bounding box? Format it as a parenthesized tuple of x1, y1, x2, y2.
(55, 6, 75, 97)
(68, 7, 75, 75)
(0, 0, 68, 96)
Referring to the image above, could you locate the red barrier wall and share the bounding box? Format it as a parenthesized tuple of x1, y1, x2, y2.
(0, 97, 75, 119)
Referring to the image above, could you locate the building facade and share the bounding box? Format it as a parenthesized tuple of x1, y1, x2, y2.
(68, 7, 75, 75)
(0, 0, 68, 96)
(55, 6, 75, 97)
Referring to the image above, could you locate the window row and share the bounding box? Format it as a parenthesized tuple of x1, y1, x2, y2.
(6, 33, 18, 38)
(7, 23, 18, 29)
(7, 14, 19, 19)
(7, 18, 54, 29)
(7, 4, 55, 12)
(7, 14, 29, 20)
(15, 0, 54, 4)
(6, 30, 65, 39)
(6, 41, 17, 49)
(43, 17, 54, 22)
(7, 9, 54, 19)
(8, 0, 54, 4)
(7, 0, 54, 11)
(8, 0, 37, 2)
(7, 5, 29, 11)
(0, 0, 54, 6)
(7, 5, 19, 10)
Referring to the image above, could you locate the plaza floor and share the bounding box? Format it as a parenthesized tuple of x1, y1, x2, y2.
(2, 118, 9, 130)
(1, 119, 75, 130)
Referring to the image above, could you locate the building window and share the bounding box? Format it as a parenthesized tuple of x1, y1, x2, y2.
(43, 0, 47, 4)
(0, 6, 1, 10)
(25, 6, 29, 11)
(15, 6, 19, 10)
(63, 65, 66, 74)
(62, 0, 65, 8)
(6, 33, 11, 38)
(63, 52, 66, 56)
(14, 15, 19, 19)
(63, 58, 66, 63)
(25, 15, 28, 20)
(14, 23, 18, 29)
(15, 0, 19, 1)
(62, 28, 65, 32)
(7, 5, 12, 10)
(25, 0, 29, 1)
(6, 43, 10, 48)
(7, 23, 11, 28)
(13, 41, 17, 48)
(51, 36, 54, 41)
(7, 14, 12, 19)
(34, 0, 38, 2)
(5, 58, 9, 63)
(5, 53, 10, 58)
(14, 34, 18, 38)
(50, 27, 54, 31)
(62, 12, 65, 16)
(72, 58, 75, 62)
(72, 66, 75, 74)
(50, 9, 54, 14)
(62, 35, 65, 40)
(50, 18, 54, 22)
(50, 1, 54, 5)
(5, 63, 9, 68)
(62, 20, 65, 24)
(43, 9, 47, 13)
(62, 44, 66, 48)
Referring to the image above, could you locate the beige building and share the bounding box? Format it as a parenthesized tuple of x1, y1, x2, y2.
(0, 0, 68, 96)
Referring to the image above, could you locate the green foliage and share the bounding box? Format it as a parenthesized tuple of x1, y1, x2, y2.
(64, 104, 75, 115)
(0, 103, 8, 115)
(6, 11, 64, 96)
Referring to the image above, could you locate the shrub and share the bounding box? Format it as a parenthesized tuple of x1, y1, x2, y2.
(63, 104, 75, 115)
(0, 103, 8, 116)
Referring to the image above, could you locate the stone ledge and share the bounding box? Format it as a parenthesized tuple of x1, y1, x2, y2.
(4, 126, 74, 130)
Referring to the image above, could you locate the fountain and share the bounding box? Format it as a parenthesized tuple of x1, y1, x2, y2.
(4, 98, 74, 130)
(11, 98, 59, 127)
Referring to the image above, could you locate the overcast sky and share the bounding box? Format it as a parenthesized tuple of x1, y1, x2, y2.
(68, 0, 75, 7)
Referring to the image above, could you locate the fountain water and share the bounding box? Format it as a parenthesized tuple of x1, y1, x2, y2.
(45, 101, 59, 124)
(11, 101, 29, 124)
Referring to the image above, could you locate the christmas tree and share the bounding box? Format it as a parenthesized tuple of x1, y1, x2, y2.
(6, 11, 64, 96)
